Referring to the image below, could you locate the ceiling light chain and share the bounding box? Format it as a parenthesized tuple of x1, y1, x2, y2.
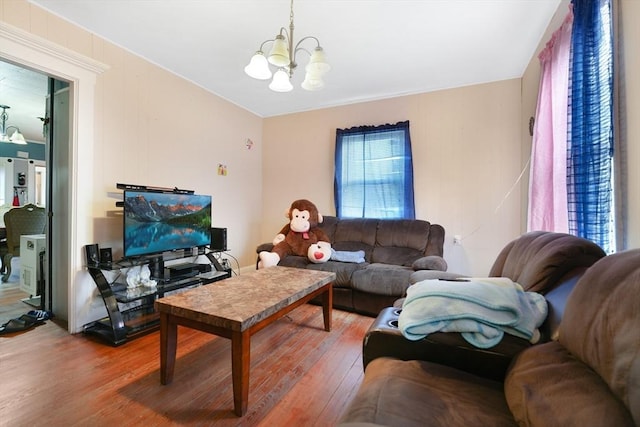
(0, 105, 28, 145)
(244, 0, 331, 92)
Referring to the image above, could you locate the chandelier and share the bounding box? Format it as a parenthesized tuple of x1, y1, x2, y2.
(0, 105, 27, 145)
(244, 0, 330, 92)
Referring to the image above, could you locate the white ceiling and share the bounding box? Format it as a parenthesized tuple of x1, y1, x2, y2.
(2, 0, 561, 141)
(0, 61, 48, 143)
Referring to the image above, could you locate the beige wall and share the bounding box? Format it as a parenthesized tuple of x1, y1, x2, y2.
(263, 79, 524, 276)
(263, 0, 640, 275)
(1, 0, 263, 330)
(521, 0, 640, 250)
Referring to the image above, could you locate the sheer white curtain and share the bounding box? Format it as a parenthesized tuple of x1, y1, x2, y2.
(527, 9, 574, 232)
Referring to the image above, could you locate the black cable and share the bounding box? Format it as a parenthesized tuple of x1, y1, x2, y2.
(220, 251, 240, 276)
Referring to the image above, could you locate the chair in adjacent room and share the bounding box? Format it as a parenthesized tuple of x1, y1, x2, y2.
(2, 204, 47, 282)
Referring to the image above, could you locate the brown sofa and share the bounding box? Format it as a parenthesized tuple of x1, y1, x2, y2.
(364, 231, 607, 381)
(257, 216, 446, 316)
(339, 236, 640, 426)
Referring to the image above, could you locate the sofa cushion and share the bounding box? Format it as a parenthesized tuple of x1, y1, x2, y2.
(505, 341, 635, 427)
(340, 357, 517, 427)
(372, 246, 425, 267)
(375, 219, 432, 250)
(334, 218, 378, 246)
(351, 263, 413, 296)
(318, 215, 339, 241)
(303, 259, 368, 288)
(488, 231, 605, 293)
(372, 219, 434, 266)
(558, 249, 640, 424)
(412, 255, 448, 271)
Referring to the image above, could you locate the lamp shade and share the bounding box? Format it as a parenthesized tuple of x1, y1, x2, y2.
(268, 35, 290, 67)
(269, 69, 293, 92)
(305, 47, 331, 75)
(244, 52, 272, 80)
(301, 73, 325, 91)
(9, 129, 27, 145)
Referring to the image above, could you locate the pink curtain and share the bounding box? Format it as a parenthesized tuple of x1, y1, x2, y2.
(527, 9, 573, 232)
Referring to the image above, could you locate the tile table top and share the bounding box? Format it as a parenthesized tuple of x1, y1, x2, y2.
(155, 266, 335, 332)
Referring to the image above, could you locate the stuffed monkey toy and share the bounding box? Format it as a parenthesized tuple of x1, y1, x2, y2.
(258, 199, 332, 268)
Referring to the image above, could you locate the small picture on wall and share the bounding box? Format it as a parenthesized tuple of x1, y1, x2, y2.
(218, 164, 228, 176)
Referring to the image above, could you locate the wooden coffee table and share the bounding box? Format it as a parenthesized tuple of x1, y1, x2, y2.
(155, 266, 335, 416)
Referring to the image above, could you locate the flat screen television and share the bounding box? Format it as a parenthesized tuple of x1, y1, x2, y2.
(123, 190, 212, 258)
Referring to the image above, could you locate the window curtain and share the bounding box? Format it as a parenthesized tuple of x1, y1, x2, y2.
(567, 0, 614, 252)
(334, 121, 415, 219)
(527, 10, 574, 232)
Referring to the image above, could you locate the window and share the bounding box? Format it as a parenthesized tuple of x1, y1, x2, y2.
(528, 0, 618, 253)
(334, 121, 415, 219)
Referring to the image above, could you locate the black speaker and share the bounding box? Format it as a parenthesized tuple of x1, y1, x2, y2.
(210, 227, 227, 251)
(149, 255, 165, 279)
(99, 248, 112, 265)
(85, 244, 99, 266)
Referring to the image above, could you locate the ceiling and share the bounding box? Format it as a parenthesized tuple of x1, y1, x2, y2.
(0, 61, 48, 143)
(2, 0, 561, 142)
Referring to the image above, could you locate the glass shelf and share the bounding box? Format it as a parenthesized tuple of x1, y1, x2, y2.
(84, 264, 231, 346)
(113, 286, 158, 303)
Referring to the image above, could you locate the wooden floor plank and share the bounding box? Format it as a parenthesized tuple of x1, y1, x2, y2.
(0, 303, 375, 426)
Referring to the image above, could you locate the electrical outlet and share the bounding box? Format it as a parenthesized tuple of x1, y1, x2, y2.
(453, 235, 462, 246)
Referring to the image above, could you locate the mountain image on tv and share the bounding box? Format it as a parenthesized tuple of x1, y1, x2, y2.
(125, 193, 211, 226)
(123, 191, 212, 258)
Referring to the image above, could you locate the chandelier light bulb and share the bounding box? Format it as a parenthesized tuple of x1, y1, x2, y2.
(269, 69, 293, 92)
(305, 47, 331, 75)
(244, 52, 273, 80)
(268, 35, 290, 67)
(301, 73, 325, 91)
(9, 129, 27, 145)
(0, 104, 28, 144)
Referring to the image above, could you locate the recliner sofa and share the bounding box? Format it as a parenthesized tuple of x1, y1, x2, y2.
(339, 234, 640, 426)
(257, 215, 446, 316)
(366, 231, 607, 381)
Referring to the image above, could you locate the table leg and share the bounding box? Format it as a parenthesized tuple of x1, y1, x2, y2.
(231, 329, 250, 416)
(322, 283, 333, 332)
(160, 312, 178, 385)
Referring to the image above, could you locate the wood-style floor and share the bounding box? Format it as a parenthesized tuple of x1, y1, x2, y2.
(0, 259, 34, 325)
(0, 302, 373, 426)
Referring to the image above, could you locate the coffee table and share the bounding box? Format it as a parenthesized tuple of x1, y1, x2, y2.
(155, 266, 335, 416)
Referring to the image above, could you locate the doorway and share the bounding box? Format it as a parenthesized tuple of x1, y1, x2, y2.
(1, 21, 108, 333)
(0, 59, 56, 325)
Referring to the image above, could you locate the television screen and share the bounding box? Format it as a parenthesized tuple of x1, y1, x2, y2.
(123, 190, 212, 258)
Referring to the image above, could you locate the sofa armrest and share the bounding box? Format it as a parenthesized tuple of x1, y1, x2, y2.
(255, 243, 275, 269)
(256, 242, 274, 253)
(363, 307, 532, 381)
(412, 255, 447, 271)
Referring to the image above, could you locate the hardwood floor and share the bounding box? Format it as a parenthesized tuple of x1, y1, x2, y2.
(0, 303, 373, 426)
(0, 261, 32, 325)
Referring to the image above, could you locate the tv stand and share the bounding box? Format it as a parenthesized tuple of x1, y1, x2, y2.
(205, 252, 224, 272)
(84, 257, 230, 346)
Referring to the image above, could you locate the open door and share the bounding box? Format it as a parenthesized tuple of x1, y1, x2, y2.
(44, 77, 71, 319)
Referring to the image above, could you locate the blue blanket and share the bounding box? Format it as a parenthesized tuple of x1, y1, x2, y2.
(330, 249, 365, 263)
(398, 277, 548, 348)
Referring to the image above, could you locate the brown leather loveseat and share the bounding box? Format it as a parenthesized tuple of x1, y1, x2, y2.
(364, 231, 607, 380)
(257, 216, 446, 316)
(340, 235, 640, 426)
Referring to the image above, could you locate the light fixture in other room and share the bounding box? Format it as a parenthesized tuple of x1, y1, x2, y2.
(0, 105, 27, 145)
(244, 0, 330, 92)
